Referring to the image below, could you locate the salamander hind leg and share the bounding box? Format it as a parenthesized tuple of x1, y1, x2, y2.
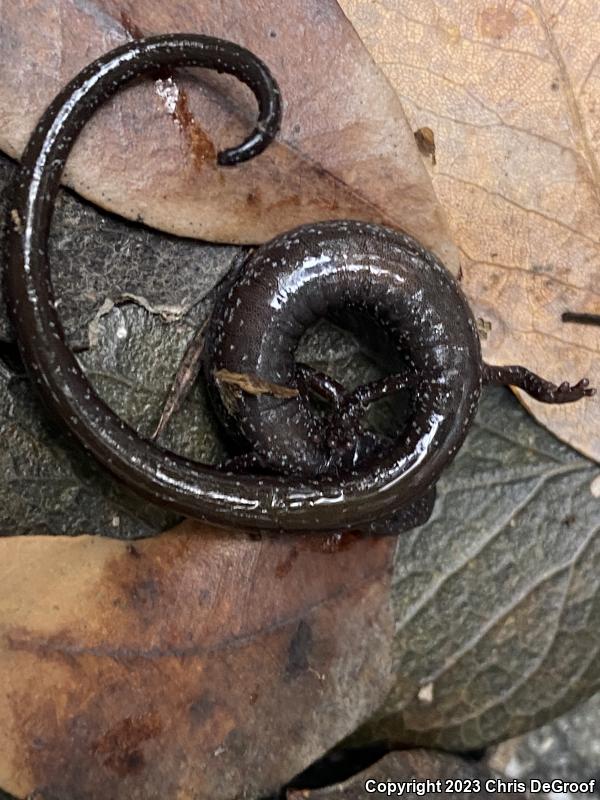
(482, 364, 595, 403)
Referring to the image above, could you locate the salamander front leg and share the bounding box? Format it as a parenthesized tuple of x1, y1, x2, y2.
(482, 363, 595, 403)
(295, 362, 347, 406)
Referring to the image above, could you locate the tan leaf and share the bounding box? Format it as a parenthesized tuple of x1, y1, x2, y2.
(0, 523, 394, 800)
(0, 0, 456, 270)
(340, 0, 600, 461)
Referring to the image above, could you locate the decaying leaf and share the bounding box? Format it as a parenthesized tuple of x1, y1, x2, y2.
(0, 525, 395, 800)
(0, 0, 456, 269)
(287, 749, 526, 799)
(353, 388, 600, 751)
(340, 0, 600, 460)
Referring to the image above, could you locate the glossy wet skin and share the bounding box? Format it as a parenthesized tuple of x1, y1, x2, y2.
(205, 220, 483, 481)
(6, 34, 595, 534)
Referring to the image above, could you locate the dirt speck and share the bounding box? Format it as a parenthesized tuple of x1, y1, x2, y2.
(414, 127, 436, 165)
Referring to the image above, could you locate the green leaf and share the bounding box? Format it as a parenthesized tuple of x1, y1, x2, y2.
(0, 304, 225, 538)
(354, 388, 600, 750)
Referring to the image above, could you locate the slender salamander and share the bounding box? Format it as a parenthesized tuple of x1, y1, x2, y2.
(6, 34, 595, 534)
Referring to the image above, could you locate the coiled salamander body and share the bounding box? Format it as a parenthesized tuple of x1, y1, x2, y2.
(6, 35, 594, 534)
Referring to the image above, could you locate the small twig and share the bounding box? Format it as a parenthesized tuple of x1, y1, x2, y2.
(562, 311, 600, 326)
(214, 369, 299, 398)
(151, 319, 208, 441)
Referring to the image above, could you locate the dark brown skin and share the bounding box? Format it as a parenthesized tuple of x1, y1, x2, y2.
(5, 34, 595, 534)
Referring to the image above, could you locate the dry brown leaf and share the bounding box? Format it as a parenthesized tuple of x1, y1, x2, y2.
(0, 0, 456, 270)
(339, 0, 600, 461)
(0, 523, 395, 800)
